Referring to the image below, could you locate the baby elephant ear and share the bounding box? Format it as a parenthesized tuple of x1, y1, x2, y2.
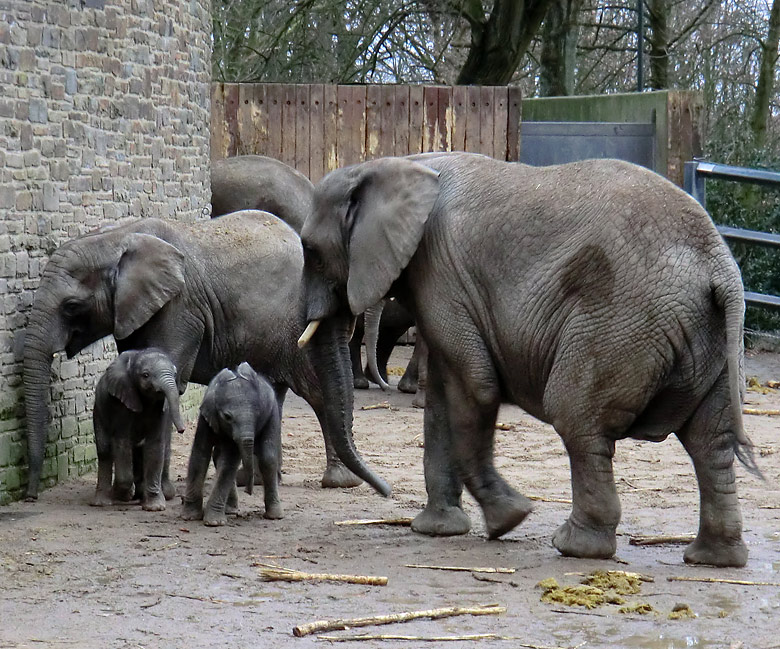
(235, 362, 257, 382)
(114, 233, 186, 340)
(200, 368, 234, 431)
(104, 352, 143, 412)
(346, 158, 439, 315)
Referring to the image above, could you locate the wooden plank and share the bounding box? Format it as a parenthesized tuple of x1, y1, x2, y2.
(393, 85, 410, 156)
(366, 84, 382, 160)
(451, 85, 468, 152)
(281, 84, 297, 167)
(437, 86, 451, 152)
(253, 84, 269, 159)
(210, 83, 227, 160)
(408, 85, 424, 154)
(225, 83, 240, 158)
(379, 85, 395, 157)
(238, 84, 255, 155)
(323, 84, 339, 174)
(337, 85, 353, 166)
(506, 86, 522, 161)
(295, 84, 311, 178)
(493, 87, 508, 161)
(423, 85, 439, 152)
(479, 86, 495, 157)
(465, 85, 481, 153)
(266, 84, 284, 161)
(351, 85, 367, 163)
(309, 84, 325, 182)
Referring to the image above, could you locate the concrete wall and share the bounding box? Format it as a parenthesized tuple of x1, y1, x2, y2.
(0, 0, 212, 503)
(522, 90, 704, 186)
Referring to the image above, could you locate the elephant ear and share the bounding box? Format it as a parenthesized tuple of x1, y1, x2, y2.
(104, 352, 143, 412)
(200, 368, 234, 432)
(346, 158, 439, 315)
(235, 361, 259, 387)
(114, 233, 186, 340)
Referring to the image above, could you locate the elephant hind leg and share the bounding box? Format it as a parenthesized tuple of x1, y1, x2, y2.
(676, 369, 747, 568)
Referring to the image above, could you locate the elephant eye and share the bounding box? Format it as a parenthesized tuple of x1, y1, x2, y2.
(61, 299, 86, 318)
(141, 371, 150, 379)
(221, 411, 233, 422)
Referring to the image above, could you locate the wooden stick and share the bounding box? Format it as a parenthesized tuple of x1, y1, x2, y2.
(528, 495, 573, 504)
(256, 564, 387, 586)
(667, 576, 780, 587)
(361, 402, 393, 410)
(334, 517, 413, 526)
(405, 563, 516, 574)
(629, 534, 696, 546)
(293, 603, 506, 637)
(317, 634, 570, 647)
(743, 407, 780, 416)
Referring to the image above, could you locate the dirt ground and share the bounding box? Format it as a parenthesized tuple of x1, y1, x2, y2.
(1, 346, 779, 649)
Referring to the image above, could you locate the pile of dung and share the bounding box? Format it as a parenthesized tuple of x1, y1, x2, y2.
(537, 570, 656, 613)
(537, 578, 612, 609)
(668, 603, 697, 619)
(583, 570, 643, 595)
(619, 602, 656, 615)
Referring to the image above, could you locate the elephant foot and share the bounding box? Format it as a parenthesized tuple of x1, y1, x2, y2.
(112, 485, 135, 502)
(482, 493, 534, 540)
(412, 504, 471, 536)
(397, 374, 418, 394)
(321, 464, 363, 489)
(683, 536, 748, 568)
(354, 375, 370, 390)
(142, 493, 167, 512)
(162, 478, 176, 501)
(90, 491, 114, 507)
(412, 390, 426, 409)
(552, 517, 617, 559)
(204, 510, 228, 527)
(180, 499, 204, 521)
(264, 502, 284, 520)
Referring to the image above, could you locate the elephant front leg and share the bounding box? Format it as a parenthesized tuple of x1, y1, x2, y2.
(258, 427, 284, 520)
(91, 417, 115, 506)
(552, 432, 621, 560)
(181, 420, 213, 521)
(141, 425, 167, 512)
(204, 443, 241, 526)
(411, 358, 470, 536)
(677, 373, 748, 568)
(112, 435, 137, 503)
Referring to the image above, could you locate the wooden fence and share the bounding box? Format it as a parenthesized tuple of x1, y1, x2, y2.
(211, 84, 523, 182)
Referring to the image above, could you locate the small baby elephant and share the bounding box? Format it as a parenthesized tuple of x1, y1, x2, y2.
(92, 348, 186, 511)
(181, 362, 283, 526)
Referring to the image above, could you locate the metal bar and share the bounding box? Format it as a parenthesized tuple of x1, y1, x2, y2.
(744, 291, 780, 310)
(693, 161, 780, 188)
(717, 225, 780, 249)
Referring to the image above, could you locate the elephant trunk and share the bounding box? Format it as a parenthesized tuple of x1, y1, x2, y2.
(308, 315, 391, 497)
(240, 437, 255, 495)
(22, 306, 62, 500)
(363, 300, 389, 390)
(160, 374, 185, 433)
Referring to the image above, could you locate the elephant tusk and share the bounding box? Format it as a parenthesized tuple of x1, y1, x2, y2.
(297, 320, 321, 348)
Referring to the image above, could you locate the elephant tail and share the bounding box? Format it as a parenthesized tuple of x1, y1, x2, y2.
(713, 265, 762, 478)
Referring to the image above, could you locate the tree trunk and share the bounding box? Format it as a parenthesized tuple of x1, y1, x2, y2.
(646, 0, 669, 90)
(539, 0, 583, 96)
(750, 0, 780, 148)
(456, 0, 555, 85)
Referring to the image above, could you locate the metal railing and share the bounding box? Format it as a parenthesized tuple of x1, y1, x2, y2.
(683, 160, 780, 310)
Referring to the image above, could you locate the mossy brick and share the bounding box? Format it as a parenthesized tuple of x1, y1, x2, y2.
(57, 453, 69, 482)
(84, 444, 97, 463)
(0, 435, 10, 466)
(1, 466, 23, 491)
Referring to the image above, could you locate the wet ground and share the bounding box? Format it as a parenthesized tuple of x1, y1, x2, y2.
(1, 347, 779, 649)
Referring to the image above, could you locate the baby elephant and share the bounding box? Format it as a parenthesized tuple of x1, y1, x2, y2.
(181, 362, 283, 526)
(92, 348, 186, 511)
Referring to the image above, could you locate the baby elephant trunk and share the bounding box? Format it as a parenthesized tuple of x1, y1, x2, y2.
(161, 378, 186, 434)
(240, 437, 255, 495)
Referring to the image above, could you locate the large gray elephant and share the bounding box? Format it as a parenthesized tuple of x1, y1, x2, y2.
(23, 211, 389, 500)
(182, 362, 283, 526)
(92, 348, 186, 510)
(211, 154, 418, 393)
(298, 152, 759, 568)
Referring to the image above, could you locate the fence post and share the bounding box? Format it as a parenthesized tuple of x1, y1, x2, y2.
(683, 160, 706, 206)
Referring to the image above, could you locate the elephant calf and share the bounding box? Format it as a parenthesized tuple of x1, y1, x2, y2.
(92, 349, 186, 511)
(181, 362, 283, 526)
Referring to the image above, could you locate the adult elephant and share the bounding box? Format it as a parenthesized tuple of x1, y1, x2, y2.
(211, 154, 418, 392)
(298, 152, 758, 568)
(23, 211, 389, 500)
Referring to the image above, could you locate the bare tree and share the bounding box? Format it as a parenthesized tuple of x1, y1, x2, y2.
(539, 0, 584, 95)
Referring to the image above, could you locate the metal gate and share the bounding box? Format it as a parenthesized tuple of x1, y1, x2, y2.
(519, 121, 656, 171)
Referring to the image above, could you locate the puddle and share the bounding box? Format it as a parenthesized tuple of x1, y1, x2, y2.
(708, 593, 740, 617)
(0, 511, 40, 522)
(621, 633, 713, 648)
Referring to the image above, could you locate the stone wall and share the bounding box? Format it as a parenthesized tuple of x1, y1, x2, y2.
(0, 0, 212, 504)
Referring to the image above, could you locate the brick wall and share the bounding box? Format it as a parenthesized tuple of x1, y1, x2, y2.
(0, 0, 212, 503)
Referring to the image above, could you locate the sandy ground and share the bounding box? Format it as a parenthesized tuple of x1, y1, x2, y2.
(1, 346, 779, 649)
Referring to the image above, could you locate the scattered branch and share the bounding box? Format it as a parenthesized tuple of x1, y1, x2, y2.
(405, 563, 516, 574)
(334, 518, 413, 526)
(293, 603, 506, 637)
(629, 534, 696, 546)
(256, 563, 388, 586)
(667, 576, 780, 587)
